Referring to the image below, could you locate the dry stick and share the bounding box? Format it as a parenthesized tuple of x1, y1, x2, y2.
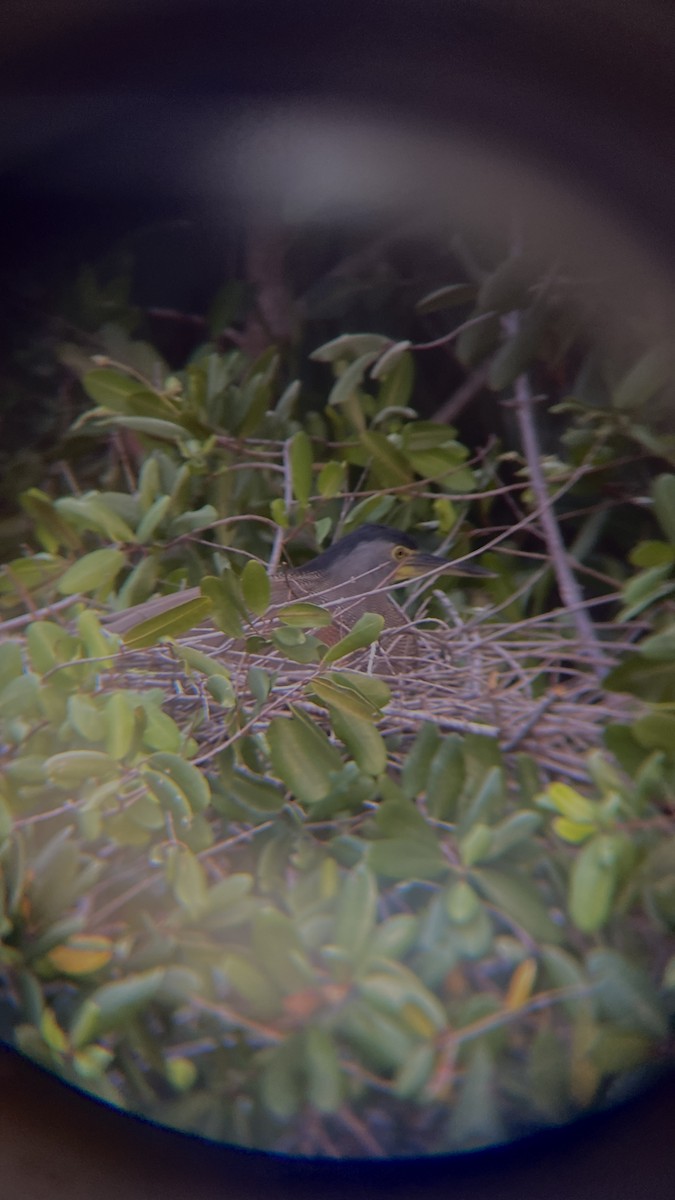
(505, 323, 610, 681)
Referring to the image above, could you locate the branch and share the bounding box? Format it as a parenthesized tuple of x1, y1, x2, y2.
(505, 314, 610, 679)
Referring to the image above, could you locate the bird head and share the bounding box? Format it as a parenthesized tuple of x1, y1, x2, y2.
(296, 524, 490, 593)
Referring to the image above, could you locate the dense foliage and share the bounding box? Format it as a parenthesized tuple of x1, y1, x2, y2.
(1, 237, 674, 1156)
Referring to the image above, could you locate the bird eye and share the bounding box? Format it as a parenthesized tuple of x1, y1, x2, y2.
(392, 545, 408, 561)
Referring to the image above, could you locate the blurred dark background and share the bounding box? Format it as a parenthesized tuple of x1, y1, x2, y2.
(1, 0, 675, 1195)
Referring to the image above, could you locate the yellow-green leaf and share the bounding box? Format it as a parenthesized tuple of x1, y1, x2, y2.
(268, 712, 343, 804)
(275, 601, 333, 628)
(241, 559, 270, 617)
(58, 549, 126, 596)
(47, 936, 114, 976)
(121, 596, 213, 649)
(322, 612, 385, 664)
(289, 430, 313, 506)
(330, 706, 387, 776)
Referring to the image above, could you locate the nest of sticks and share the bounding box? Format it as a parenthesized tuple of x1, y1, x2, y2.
(101, 591, 640, 786)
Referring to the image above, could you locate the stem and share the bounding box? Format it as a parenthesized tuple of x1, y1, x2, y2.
(505, 314, 610, 679)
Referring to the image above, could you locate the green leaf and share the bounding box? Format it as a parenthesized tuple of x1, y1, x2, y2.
(459, 824, 494, 867)
(401, 721, 442, 800)
(328, 670, 390, 711)
(70, 968, 165, 1049)
(173, 643, 234, 683)
(325, 354, 374, 430)
(633, 712, 675, 751)
(652, 474, 675, 545)
(308, 676, 375, 720)
(55, 496, 137, 543)
(317, 460, 346, 498)
(267, 711, 343, 804)
(19, 488, 82, 552)
(260, 1039, 302, 1119)
(76, 610, 116, 666)
(100, 415, 190, 442)
(407, 448, 475, 487)
(587, 949, 668, 1039)
(638, 623, 675, 661)
(370, 341, 412, 380)
(138, 698, 183, 753)
(629, 539, 675, 569)
(289, 430, 313, 506)
(458, 766, 504, 835)
(65, 695, 104, 742)
(57, 549, 126, 596)
(359, 429, 413, 487)
(552, 817, 598, 845)
(82, 367, 147, 410)
(26, 620, 77, 673)
(446, 880, 482, 924)
(45, 750, 119, 786)
(368, 800, 448, 881)
(604, 654, 675, 703)
(368, 914, 419, 961)
(270, 497, 289, 527)
(241, 560, 270, 617)
(304, 1027, 343, 1113)
(135, 494, 171, 543)
(252, 908, 313, 993)
(618, 563, 675, 621)
(104, 692, 136, 760)
(415, 283, 477, 313)
(377, 350, 415, 411)
(225, 769, 286, 815)
(394, 1043, 436, 1100)
(310, 333, 392, 362)
(137, 455, 161, 510)
(0, 672, 42, 719)
(201, 572, 245, 638)
(568, 834, 626, 934)
(169, 504, 219, 537)
(448, 1044, 505, 1151)
(471, 866, 562, 942)
(331, 707, 387, 776)
(334, 863, 378, 960)
(223, 953, 281, 1019)
(358, 967, 446, 1037)
(537, 781, 598, 823)
(146, 752, 210, 812)
(0, 641, 23, 687)
(322, 612, 385, 664)
(248, 666, 272, 705)
(166, 845, 208, 916)
(121, 596, 213, 649)
(483, 811, 542, 860)
(426, 734, 466, 819)
(142, 766, 194, 830)
(275, 601, 333, 629)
